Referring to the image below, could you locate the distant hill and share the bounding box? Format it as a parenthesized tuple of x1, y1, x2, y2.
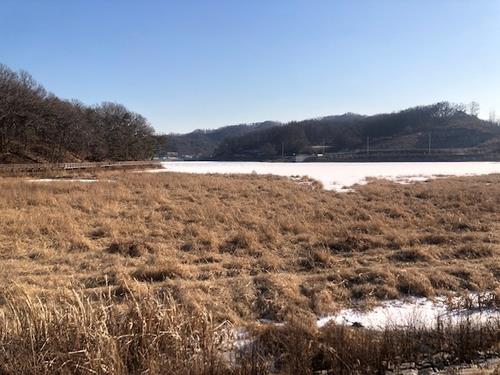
(0, 63, 158, 164)
(173, 103, 500, 161)
(2, 62, 499, 164)
(160, 121, 280, 158)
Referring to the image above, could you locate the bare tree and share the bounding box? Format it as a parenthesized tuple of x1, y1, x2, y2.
(490, 110, 498, 124)
(468, 101, 480, 117)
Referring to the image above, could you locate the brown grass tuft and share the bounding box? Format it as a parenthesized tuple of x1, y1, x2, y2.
(454, 244, 494, 259)
(220, 231, 259, 255)
(397, 271, 434, 297)
(389, 248, 431, 262)
(107, 240, 150, 257)
(132, 262, 187, 282)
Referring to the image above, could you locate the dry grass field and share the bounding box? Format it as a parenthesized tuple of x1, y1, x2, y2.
(0, 170, 499, 373)
(1, 171, 499, 320)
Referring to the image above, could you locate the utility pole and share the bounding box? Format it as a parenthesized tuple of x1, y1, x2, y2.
(428, 132, 432, 155)
(366, 136, 370, 155)
(281, 142, 285, 159)
(322, 139, 326, 154)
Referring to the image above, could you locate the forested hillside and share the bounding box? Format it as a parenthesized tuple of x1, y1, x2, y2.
(161, 121, 279, 158)
(212, 103, 500, 160)
(3, 62, 499, 164)
(0, 64, 157, 163)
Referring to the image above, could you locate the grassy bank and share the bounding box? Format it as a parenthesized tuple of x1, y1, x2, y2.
(0, 171, 499, 373)
(0, 290, 498, 374)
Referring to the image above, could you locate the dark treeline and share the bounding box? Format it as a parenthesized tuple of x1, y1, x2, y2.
(213, 102, 500, 160)
(0, 64, 157, 163)
(159, 121, 280, 158)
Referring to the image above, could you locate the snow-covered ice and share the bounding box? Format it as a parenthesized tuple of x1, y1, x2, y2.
(155, 161, 500, 191)
(317, 294, 500, 329)
(28, 178, 99, 183)
(27, 178, 116, 183)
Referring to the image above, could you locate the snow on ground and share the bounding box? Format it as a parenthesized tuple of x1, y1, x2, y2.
(27, 178, 116, 183)
(317, 294, 500, 329)
(28, 178, 99, 183)
(155, 161, 500, 191)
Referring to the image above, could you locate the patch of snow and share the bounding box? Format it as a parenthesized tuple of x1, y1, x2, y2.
(150, 161, 500, 191)
(233, 328, 254, 350)
(28, 178, 99, 183)
(317, 294, 500, 330)
(27, 178, 116, 183)
(222, 327, 255, 366)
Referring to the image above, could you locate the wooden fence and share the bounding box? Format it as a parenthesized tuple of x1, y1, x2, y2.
(323, 147, 493, 160)
(0, 160, 162, 173)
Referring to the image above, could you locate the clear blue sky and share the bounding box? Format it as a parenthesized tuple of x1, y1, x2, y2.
(2, 0, 499, 133)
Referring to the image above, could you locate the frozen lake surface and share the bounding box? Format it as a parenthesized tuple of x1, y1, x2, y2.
(28, 178, 99, 183)
(158, 161, 500, 191)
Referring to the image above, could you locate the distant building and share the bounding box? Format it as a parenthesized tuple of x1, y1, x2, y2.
(158, 152, 179, 161)
(295, 154, 309, 162)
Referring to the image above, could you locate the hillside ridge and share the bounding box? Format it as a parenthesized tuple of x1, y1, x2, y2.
(163, 103, 500, 161)
(0, 63, 158, 164)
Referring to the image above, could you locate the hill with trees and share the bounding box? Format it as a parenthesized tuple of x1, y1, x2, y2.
(2, 62, 499, 164)
(0, 64, 158, 163)
(159, 121, 280, 158)
(209, 103, 500, 160)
